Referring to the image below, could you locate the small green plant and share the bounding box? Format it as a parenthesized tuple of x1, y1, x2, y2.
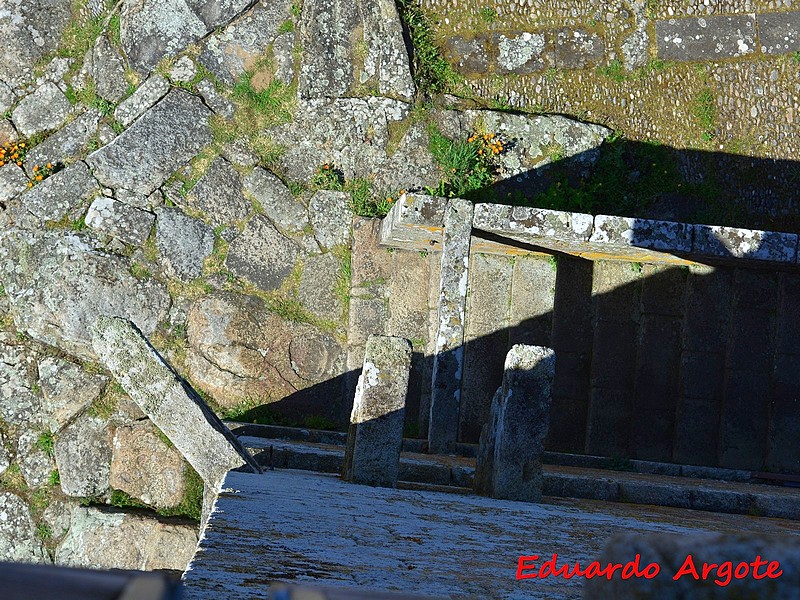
(278, 19, 294, 34)
(792, 51, 800, 65)
(630, 262, 643, 274)
(479, 7, 498, 24)
(395, 0, 461, 97)
(693, 88, 717, 141)
(35, 432, 55, 457)
(49, 469, 60, 486)
(543, 67, 562, 82)
(232, 74, 295, 125)
(596, 59, 626, 83)
(541, 141, 565, 162)
(427, 126, 505, 199)
(548, 255, 557, 271)
(109, 489, 147, 510)
(312, 163, 345, 189)
(70, 215, 88, 232)
(129, 262, 151, 280)
(290, 1, 301, 17)
(36, 523, 53, 541)
(302, 415, 338, 430)
(644, 0, 659, 19)
(91, 96, 115, 117)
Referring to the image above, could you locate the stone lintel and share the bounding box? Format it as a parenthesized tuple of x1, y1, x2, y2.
(343, 335, 412, 488)
(428, 199, 473, 454)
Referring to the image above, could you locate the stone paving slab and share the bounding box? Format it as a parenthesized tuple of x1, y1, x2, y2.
(758, 11, 800, 55)
(656, 15, 757, 61)
(183, 469, 800, 599)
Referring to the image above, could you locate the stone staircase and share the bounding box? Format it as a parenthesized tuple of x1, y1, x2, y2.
(354, 195, 800, 477)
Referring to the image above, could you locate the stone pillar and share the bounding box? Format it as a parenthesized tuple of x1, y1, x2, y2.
(475, 344, 555, 502)
(428, 198, 473, 454)
(343, 335, 412, 488)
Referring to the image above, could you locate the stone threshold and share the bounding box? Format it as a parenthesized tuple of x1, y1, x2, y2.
(235, 433, 800, 521)
(380, 193, 800, 267)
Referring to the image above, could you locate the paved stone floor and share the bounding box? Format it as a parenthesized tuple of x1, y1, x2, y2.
(183, 469, 800, 599)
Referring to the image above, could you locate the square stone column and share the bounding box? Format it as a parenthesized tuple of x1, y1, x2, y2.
(428, 198, 473, 454)
(475, 344, 556, 502)
(343, 335, 412, 487)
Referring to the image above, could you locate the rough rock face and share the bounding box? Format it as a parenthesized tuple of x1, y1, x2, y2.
(0, 0, 72, 88)
(12, 162, 99, 227)
(299, 0, 414, 101)
(0, 492, 48, 563)
(188, 157, 251, 226)
(155, 207, 215, 281)
(224, 215, 301, 291)
(54, 415, 113, 497)
(186, 292, 345, 409)
(0, 344, 41, 427)
(85, 196, 156, 246)
(11, 83, 72, 138)
(197, 0, 295, 86)
(120, 0, 252, 72)
(38, 356, 108, 433)
(86, 89, 212, 195)
(0, 230, 171, 360)
(56, 506, 198, 571)
(110, 421, 187, 508)
(243, 168, 308, 233)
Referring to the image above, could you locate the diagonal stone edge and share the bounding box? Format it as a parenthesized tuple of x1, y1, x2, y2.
(91, 316, 261, 490)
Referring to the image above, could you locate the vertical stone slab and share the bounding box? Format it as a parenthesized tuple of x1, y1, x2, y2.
(91, 317, 260, 490)
(343, 335, 412, 488)
(428, 199, 473, 454)
(459, 252, 512, 444)
(548, 256, 594, 453)
(475, 345, 555, 503)
(509, 254, 557, 348)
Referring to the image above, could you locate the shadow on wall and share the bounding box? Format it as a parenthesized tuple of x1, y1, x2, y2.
(455, 133, 800, 233)
(227, 215, 800, 477)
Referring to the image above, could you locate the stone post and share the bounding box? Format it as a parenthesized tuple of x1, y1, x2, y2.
(475, 344, 555, 502)
(428, 198, 473, 454)
(343, 335, 412, 487)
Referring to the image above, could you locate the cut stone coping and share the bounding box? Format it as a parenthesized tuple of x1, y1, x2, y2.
(182, 468, 800, 599)
(91, 316, 260, 490)
(379, 194, 800, 266)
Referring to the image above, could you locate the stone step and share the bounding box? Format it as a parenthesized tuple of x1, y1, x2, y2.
(236, 436, 800, 520)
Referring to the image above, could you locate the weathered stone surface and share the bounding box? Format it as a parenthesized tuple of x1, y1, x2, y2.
(0, 344, 41, 427)
(42, 499, 75, 542)
(91, 316, 259, 488)
(584, 532, 800, 599)
(111, 420, 187, 508)
(38, 356, 107, 433)
(270, 97, 410, 182)
(155, 207, 215, 281)
(169, 56, 197, 82)
(429, 199, 473, 454)
(11, 83, 72, 138)
(554, 29, 604, 68)
(56, 506, 198, 571)
(621, 24, 650, 70)
(473, 203, 594, 255)
(86, 196, 155, 246)
(476, 345, 555, 502)
(195, 79, 235, 119)
(14, 162, 99, 227)
(443, 35, 492, 74)
(299, 0, 414, 101)
(759, 12, 800, 55)
(54, 415, 113, 497)
(497, 33, 546, 74)
(656, 15, 756, 61)
(187, 157, 250, 226)
(186, 292, 345, 407)
(114, 74, 170, 127)
(372, 122, 443, 194)
(693, 225, 797, 262)
(243, 168, 308, 232)
(16, 430, 55, 487)
(343, 335, 412, 488)
(0, 82, 14, 115)
(0, 434, 9, 476)
(120, 0, 207, 71)
(197, 0, 293, 86)
(590, 215, 693, 253)
(186, 0, 251, 29)
(0, 492, 48, 563)
(90, 37, 128, 102)
(0, 163, 29, 206)
(23, 110, 101, 175)
(309, 190, 351, 250)
(225, 214, 301, 291)
(299, 252, 343, 322)
(0, 0, 71, 89)
(88, 90, 212, 195)
(0, 230, 171, 360)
